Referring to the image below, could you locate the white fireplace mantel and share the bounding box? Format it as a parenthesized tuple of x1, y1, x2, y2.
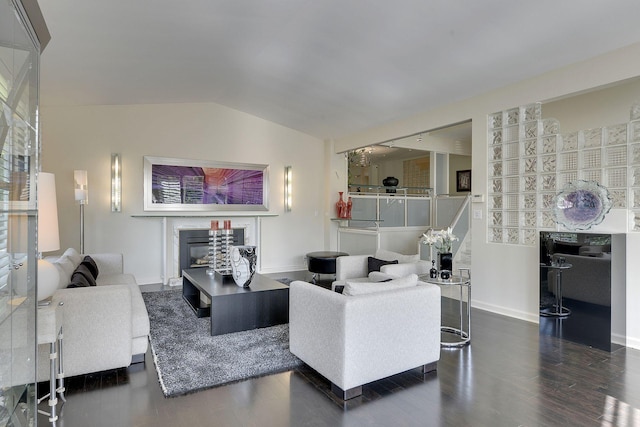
(132, 213, 277, 284)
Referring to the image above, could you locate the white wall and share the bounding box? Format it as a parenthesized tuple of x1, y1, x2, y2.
(41, 102, 326, 283)
(334, 42, 640, 347)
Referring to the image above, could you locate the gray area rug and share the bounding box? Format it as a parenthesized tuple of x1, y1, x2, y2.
(142, 290, 303, 397)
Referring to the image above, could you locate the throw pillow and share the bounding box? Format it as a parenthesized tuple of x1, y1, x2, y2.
(52, 255, 75, 285)
(71, 264, 96, 286)
(63, 247, 83, 266)
(68, 273, 92, 288)
(374, 249, 420, 264)
(81, 255, 99, 279)
(367, 257, 398, 274)
(343, 274, 418, 296)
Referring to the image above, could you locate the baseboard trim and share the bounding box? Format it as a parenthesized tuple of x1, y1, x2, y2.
(473, 301, 640, 350)
(471, 300, 539, 324)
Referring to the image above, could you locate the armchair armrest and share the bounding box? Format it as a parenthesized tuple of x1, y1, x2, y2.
(88, 253, 124, 275)
(335, 255, 369, 280)
(49, 285, 133, 378)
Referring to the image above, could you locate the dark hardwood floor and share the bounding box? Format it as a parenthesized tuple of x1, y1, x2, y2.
(37, 277, 640, 427)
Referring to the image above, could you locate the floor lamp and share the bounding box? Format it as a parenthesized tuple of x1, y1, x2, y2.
(74, 170, 88, 254)
(38, 172, 61, 301)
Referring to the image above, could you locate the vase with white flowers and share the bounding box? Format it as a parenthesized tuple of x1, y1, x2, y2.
(421, 227, 458, 272)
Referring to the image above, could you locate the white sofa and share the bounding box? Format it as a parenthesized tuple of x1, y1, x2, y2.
(334, 249, 430, 286)
(289, 276, 441, 399)
(38, 248, 150, 380)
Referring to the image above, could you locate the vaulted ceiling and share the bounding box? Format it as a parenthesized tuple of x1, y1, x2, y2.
(38, 0, 640, 140)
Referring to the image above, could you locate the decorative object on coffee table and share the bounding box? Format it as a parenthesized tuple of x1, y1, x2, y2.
(207, 220, 233, 276)
(231, 245, 257, 287)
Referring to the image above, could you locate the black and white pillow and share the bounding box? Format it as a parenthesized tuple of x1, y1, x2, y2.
(367, 256, 398, 274)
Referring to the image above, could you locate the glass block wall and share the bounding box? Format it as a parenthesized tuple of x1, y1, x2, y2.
(488, 103, 640, 246)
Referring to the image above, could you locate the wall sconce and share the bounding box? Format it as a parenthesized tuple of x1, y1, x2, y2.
(111, 153, 122, 212)
(284, 165, 292, 212)
(74, 170, 88, 253)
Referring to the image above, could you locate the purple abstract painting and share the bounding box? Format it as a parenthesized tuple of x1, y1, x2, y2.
(151, 164, 264, 205)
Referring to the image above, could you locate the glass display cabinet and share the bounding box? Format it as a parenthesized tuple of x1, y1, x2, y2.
(0, 0, 44, 425)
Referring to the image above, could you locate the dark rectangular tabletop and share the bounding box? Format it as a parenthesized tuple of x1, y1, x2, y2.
(182, 268, 289, 299)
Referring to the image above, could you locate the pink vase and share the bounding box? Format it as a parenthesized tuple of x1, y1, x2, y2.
(336, 192, 347, 218)
(346, 197, 353, 219)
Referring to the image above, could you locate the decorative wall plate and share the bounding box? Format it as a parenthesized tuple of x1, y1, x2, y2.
(553, 180, 612, 230)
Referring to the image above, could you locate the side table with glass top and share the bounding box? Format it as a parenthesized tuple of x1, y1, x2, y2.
(420, 268, 471, 347)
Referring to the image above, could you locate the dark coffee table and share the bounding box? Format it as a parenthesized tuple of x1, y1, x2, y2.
(182, 268, 289, 336)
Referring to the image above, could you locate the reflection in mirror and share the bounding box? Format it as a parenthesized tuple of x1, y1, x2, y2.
(346, 121, 472, 196)
(539, 231, 622, 352)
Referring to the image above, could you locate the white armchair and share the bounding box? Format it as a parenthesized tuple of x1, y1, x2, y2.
(289, 278, 441, 399)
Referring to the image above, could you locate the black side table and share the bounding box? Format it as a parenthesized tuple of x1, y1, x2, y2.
(306, 251, 349, 283)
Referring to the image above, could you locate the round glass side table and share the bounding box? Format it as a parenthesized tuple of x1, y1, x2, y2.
(420, 268, 471, 347)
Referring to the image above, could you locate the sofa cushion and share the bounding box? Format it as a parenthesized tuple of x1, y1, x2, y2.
(368, 271, 394, 282)
(71, 264, 97, 287)
(63, 247, 83, 267)
(96, 273, 136, 286)
(374, 249, 420, 264)
(129, 285, 150, 339)
(367, 257, 398, 274)
(343, 274, 418, 296)
(81, 255, 99, 279)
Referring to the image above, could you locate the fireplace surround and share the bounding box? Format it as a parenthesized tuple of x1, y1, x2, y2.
(178, 228, 245, 274)
(130, 215, 267, 284)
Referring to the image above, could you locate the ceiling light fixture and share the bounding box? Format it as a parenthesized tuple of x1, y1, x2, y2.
(349, 147, 372, 167)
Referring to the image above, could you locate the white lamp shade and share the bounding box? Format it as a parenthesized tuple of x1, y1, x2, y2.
(74, 169, 88, 203)
(37, 172, 60, 253)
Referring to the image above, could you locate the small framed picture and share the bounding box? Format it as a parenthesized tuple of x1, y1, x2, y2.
(456, 170, 472, 192)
